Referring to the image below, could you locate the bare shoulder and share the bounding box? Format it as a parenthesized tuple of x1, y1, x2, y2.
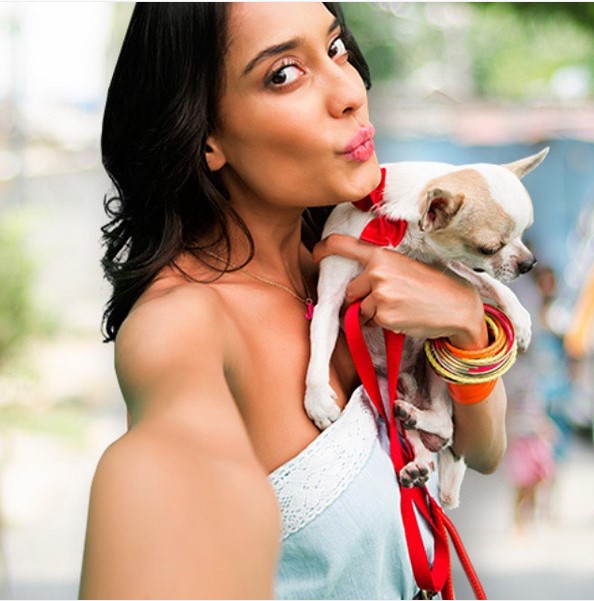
(115, 282, 228, 395)
(116, 283, 241, 427)
(110, 285, 265, 493)
(79, 427, 280, 599)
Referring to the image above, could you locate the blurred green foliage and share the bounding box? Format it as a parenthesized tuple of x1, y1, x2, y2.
(470, 3, 594, 99)
(0, 214, 36, 366)
(0, 399, 89, 444)
(342, 3, 402, 81)
(342, 2, 594, 100)
(483, 2, 594, 32)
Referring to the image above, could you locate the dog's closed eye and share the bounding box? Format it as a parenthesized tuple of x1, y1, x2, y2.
(478, 246, 499, 256)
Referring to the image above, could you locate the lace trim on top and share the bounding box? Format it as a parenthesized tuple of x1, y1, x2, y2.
(268, 387, 378, 540)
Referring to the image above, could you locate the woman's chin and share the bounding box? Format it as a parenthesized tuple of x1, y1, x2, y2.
(339, 156, 382, 203)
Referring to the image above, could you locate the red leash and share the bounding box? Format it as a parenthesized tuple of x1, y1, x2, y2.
(343, 168, 487, 600)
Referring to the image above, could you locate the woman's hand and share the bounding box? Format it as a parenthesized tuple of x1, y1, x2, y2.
(313, 234, 488, 350)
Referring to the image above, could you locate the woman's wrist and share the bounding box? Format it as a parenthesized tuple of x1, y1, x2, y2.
(425, 303, 517, 405)
(448, 297, 489, 350)
(447, 379, 498, 405)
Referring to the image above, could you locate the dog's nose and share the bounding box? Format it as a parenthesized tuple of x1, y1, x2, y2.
(518, 256, 537, 274)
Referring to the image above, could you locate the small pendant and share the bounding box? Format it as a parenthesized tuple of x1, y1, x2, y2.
(305, 299, 315, 321)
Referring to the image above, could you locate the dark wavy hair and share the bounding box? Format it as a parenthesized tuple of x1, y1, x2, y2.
(101, 2, 371, 342)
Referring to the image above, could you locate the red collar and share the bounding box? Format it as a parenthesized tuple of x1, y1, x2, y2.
(353, 166, 387, 212)
(352, 166, 406, 248)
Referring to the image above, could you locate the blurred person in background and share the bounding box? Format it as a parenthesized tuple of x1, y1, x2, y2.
(565, 263, 594, 361)
(79, 3, 509, 598)
(504, 263, 573, 532)
(534, 266, 573, 471)
(563, 262, 594, 440)
(504, 383, 558, 534)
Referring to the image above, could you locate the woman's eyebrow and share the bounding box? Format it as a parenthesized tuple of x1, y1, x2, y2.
(241, 17, 340, 77)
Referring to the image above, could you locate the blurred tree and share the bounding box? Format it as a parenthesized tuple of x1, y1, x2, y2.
(343, 2, 594, 101)
(0, 217, 35, 367)
(342, 3, 402, 82)
(482, 3, 594, 32)
(469, 3, 594, 99)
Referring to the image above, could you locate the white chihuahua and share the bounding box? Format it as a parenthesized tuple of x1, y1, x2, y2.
(305, 148, 548, 508)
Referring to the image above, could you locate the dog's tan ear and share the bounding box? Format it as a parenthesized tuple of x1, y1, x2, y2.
(419, 188, 464, 232)
(502, 147, 549, 179)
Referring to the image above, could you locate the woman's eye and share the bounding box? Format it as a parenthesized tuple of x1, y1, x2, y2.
(329, 35, 348, 59)
(267, 63, 302, 87)
(266, 35, 348, 89)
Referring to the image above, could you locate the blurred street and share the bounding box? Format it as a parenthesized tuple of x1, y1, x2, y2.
(452, 434, 594, 599)
(0, 397, 125, 600)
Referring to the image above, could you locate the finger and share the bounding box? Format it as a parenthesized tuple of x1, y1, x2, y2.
(345, 271, 372, 304)
(313, 233, 376, 265)
(359, 295, 377, 326)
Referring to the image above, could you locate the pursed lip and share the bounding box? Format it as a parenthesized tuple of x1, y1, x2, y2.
(342, 125, 376, 154)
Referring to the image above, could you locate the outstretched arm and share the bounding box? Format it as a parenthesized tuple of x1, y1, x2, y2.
(79, 286, 280, 599)
(313, 234, 506, 474)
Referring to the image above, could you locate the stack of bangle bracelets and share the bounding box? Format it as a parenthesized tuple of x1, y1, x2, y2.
(424, 303, 517, 404)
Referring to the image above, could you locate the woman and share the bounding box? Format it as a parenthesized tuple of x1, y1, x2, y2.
(79, 3, 507, 599)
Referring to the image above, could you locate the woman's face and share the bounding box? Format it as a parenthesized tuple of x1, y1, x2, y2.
(207, 2, 381, 211)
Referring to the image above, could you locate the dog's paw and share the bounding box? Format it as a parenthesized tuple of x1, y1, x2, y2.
(439, 488, 460, 510)
(394, 400, 419, 430)
(506, 303, 532, 352)
(516, 321, 532, 353)
(304, 383, 342, 430)
(399, 458, 435, 488)
(438, 468, 463, 509)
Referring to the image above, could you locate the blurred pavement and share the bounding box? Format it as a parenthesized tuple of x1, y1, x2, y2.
(452, 434, 594, 599)
(1, 399, 125, 600)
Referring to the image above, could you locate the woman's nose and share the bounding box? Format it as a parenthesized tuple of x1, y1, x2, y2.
(324, 61, 367, 119)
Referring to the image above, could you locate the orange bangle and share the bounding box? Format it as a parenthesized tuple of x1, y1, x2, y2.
(447, 379, 498, 405)
(443, 315, 506, 360)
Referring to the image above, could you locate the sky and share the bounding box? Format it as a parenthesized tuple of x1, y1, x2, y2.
(0, 2, 112, 110)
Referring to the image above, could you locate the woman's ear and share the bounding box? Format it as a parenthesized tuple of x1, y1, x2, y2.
(204, 134, 227, 172)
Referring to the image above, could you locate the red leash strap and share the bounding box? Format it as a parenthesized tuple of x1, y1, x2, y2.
(440, 510, 487, 600)
(345, 301, 488, 598)
(344, 301, 452, 597)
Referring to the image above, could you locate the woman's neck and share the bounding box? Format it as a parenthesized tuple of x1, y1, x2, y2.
(225, 196, 309, 280)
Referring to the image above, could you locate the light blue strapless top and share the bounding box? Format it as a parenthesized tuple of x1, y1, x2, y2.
(268, 386, 436, 600)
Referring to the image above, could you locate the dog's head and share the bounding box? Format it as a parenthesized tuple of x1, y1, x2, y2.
(416, 148, 548, 283)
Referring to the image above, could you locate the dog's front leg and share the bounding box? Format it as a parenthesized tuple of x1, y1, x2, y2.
(447, 261, 532, 351)
(305, 255, 361, 430)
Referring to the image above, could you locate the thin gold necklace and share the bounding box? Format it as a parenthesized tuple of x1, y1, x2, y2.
(202, 249, 315, 320)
